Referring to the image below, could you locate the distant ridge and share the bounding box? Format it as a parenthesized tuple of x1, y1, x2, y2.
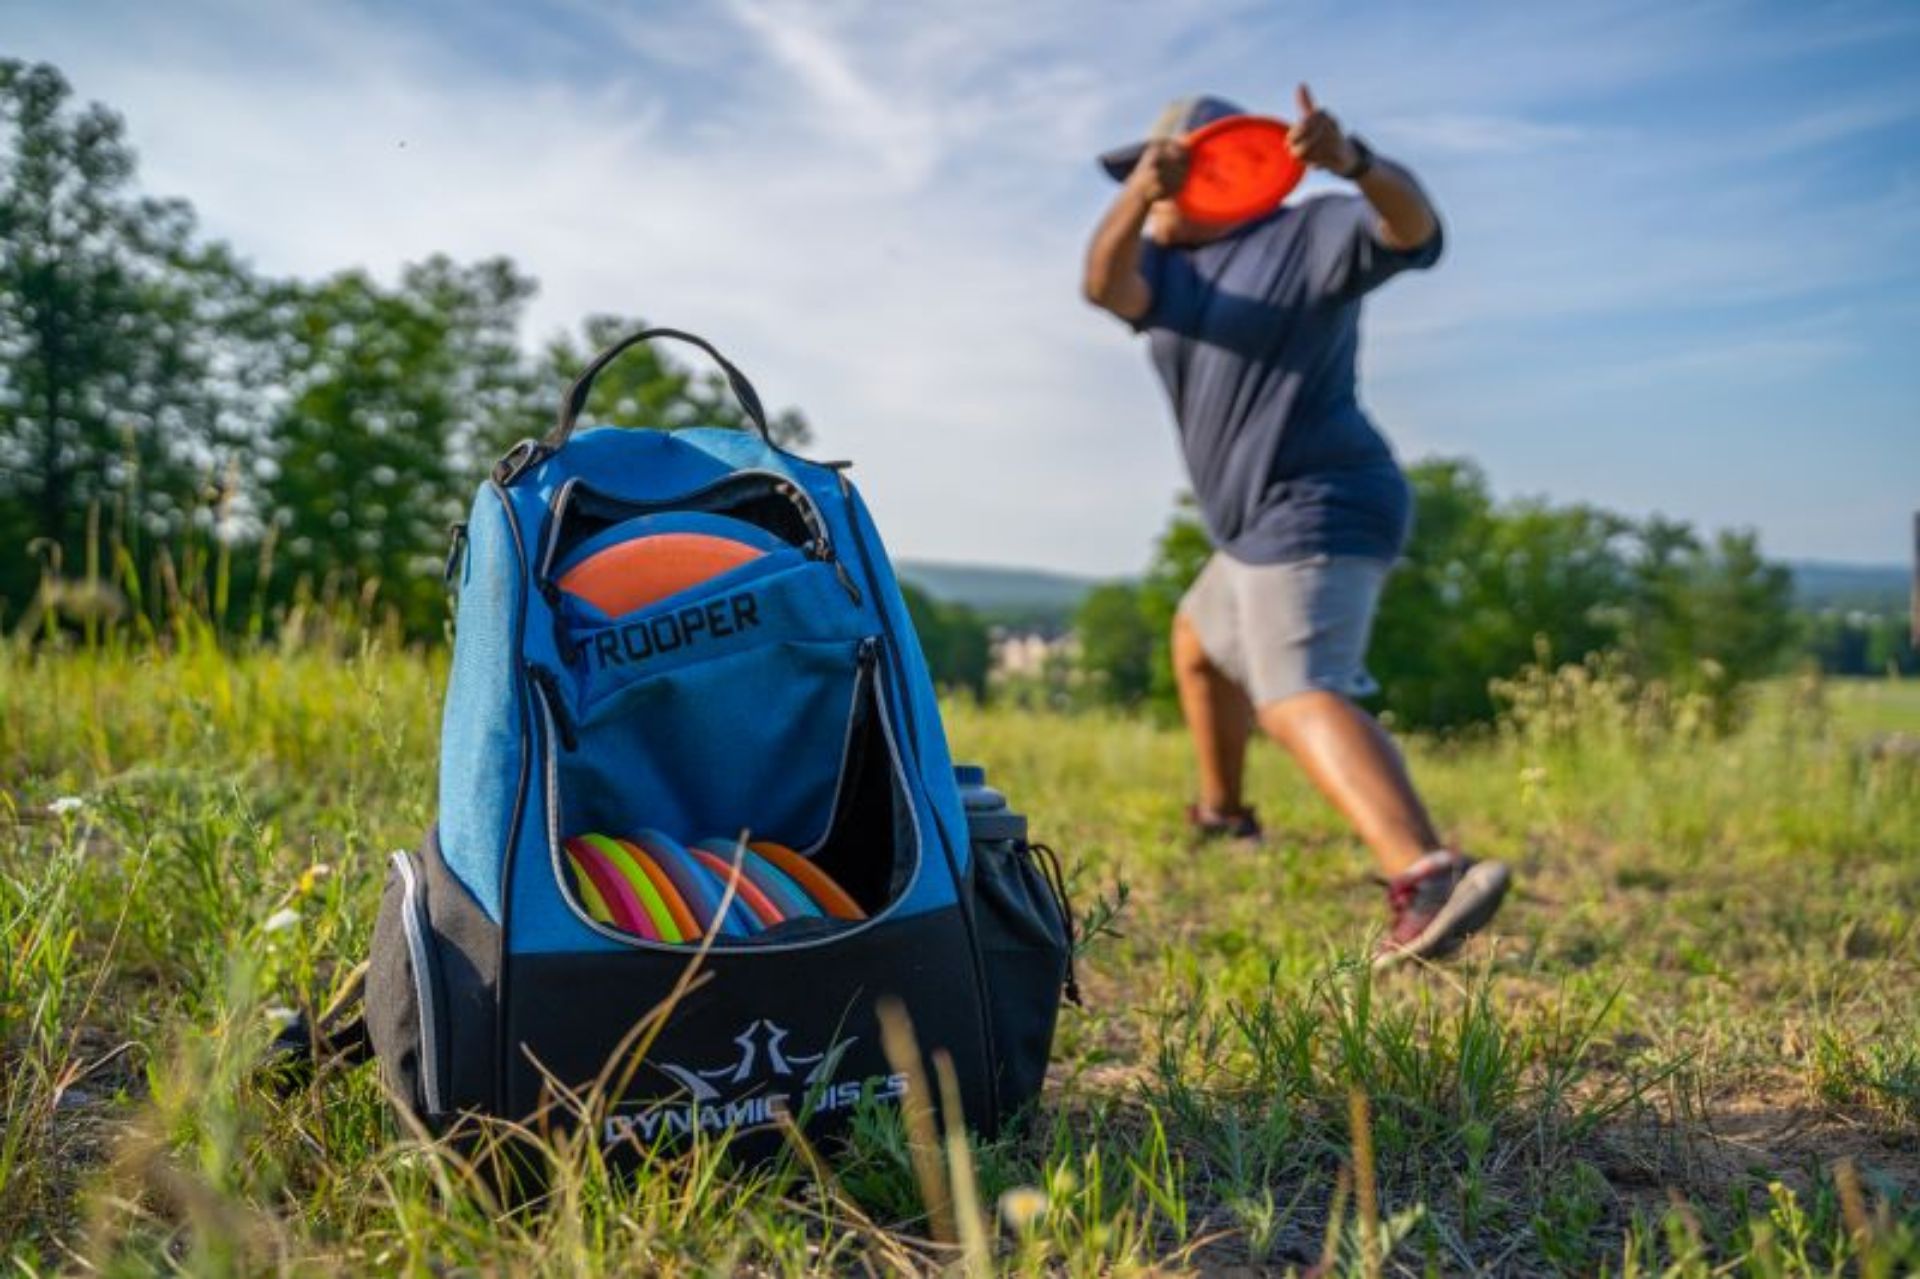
(898, 557, 1909, 628)
(1789, 561, 1907, 614)
(897, 560, 1105, 630)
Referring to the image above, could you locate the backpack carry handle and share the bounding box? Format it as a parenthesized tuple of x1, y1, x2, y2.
(546, 327, 771, 452)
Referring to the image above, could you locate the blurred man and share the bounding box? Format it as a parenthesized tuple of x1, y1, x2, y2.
(1082, 87, 1508, 968)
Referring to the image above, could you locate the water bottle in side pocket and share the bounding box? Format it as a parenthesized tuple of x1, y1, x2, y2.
(955, 763, 1075, 1120)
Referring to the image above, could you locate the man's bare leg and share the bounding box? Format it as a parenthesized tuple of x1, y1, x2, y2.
(1256, 689, 1438, 877)
(1171, 615, 1254, 817)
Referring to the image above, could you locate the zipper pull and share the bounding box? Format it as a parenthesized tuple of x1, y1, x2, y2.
(528, 664, 578, 751)
(443, 521, 469, 587)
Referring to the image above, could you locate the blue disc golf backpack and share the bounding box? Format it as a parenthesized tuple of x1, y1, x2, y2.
(338, 328, 1074, 1153)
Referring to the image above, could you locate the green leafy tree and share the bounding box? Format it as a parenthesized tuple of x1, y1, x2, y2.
(1373, 462, 1631, 726)
(1801, 611, 1917, 676)
(1077, 460, 1795, 731)
(486, 314, 810, 463)
(1861, 616, 1919, 675)
(1073, 581, 1157, 706)
(259, 294, 821, 636)
(258, 257, 534, 634)
(1139, 502, 1215, 711)
(1068, 500, 1214, 712)
(901, 582, 991, 699)
(1674, 530, 1794, 686)
(0, 60, 248, 614)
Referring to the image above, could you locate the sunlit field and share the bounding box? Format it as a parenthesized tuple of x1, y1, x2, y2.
(3, 637, 1916, 1275)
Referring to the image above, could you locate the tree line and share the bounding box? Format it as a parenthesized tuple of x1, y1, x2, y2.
(0, 61, 805, 639)
(1064, 461, 1806, 729)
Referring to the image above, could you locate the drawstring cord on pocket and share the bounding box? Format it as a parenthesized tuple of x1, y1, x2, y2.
(1025, 841, 1082, 1007)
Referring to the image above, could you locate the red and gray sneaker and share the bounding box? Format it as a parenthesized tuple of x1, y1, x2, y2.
(1185, 803, 1264, 844)
(1373, 851, 1510, 970)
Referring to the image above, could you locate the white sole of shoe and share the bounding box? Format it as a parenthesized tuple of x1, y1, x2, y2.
(1373, 860, 1512, 971)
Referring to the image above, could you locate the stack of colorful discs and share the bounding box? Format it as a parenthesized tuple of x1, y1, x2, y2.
(748, 840, 865, 920)
(562, 835, 688, 943)
(562, 828, 865, 943)
(555, 512, 789, 617)
(632, 829, 755, 938)
(694, 839, 822, 928)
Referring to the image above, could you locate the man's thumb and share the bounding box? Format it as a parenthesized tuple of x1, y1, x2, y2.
(1296, 83, 1316, 118)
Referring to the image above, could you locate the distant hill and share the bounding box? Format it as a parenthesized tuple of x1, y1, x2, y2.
(897, 560, 1105, 632)
(1790, 561, 1908, 614)
(898, 557, 1910, 631)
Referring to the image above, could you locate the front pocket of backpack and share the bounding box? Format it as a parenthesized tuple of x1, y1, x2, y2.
(502, 899, 996, 1155)
(535, 630, 923, 949)
(561, 556, 864, 712)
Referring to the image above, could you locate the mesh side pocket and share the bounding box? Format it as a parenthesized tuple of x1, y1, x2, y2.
(970, 839, 1072, 1118)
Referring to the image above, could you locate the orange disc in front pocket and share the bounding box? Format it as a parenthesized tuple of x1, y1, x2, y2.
(749, 841, 867, 921)
(558, 532, 765, 617)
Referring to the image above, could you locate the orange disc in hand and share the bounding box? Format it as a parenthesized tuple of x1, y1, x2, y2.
(1176, 115, 1304, 224)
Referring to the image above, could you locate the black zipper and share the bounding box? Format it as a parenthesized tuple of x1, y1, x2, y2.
(527, 664, 577, 751)
(489, 478, 535, 1118)
(542, 472, 839, 575)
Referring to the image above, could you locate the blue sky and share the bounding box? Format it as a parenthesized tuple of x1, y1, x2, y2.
(15, 0, 1919, 573)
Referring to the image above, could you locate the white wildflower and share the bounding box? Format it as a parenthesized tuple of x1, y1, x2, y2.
(263, 907, 301, 934)
(999, 1186, 1049, 1232)
(49, 796, 86, 816)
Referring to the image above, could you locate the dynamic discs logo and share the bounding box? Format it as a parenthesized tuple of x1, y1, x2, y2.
(604, 1018, 908, 1146)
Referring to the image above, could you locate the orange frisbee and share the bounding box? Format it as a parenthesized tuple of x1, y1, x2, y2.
(558, 532, 765, 617)
(749, 841, 867, 921)
(1176, 115, 1304, 224)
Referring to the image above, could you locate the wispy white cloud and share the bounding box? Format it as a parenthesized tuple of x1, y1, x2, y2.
(1375, 113, 1598, 155)
(1750, 97, 1919, 157)
(10, 0, 1918, 567)
(721, 0, 945, 185)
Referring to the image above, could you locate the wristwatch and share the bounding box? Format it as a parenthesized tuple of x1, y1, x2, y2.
(1339, 135, 1375, 182)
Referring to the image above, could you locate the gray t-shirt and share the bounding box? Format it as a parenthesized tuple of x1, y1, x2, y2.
(1135, 194, 1441, 564)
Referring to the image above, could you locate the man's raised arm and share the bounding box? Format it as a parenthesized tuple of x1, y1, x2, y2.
(1082, 140, 1186, 322)
(1289, 84, 1437, 250)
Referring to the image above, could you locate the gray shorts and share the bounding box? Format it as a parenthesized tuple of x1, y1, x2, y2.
(1177, 553, 1390, 707)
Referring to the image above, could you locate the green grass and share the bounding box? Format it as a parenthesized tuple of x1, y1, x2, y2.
(2, 640, 1917, 1275)
(1816, 677, 1920, 740)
